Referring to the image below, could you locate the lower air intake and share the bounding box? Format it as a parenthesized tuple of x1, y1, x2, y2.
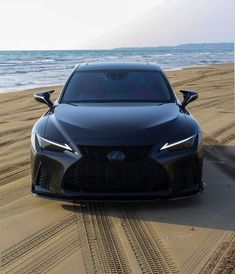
(37, 163, 49, 189)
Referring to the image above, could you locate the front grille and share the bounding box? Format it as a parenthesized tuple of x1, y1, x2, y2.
(63, 145, 169, 193)
(79, 145, 151, 160)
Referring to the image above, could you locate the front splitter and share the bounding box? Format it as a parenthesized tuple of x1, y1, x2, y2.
(32, 184, 204, 203)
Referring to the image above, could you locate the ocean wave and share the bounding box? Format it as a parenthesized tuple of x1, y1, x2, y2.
(0, 59, 56, 66)
(31, 59, 56, 63)
(0, 65, 73, 75)
(154, 53, 174, 57)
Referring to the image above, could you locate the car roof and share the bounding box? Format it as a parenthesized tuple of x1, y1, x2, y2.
(75, 62, 162, 72)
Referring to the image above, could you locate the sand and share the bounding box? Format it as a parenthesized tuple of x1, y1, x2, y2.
(0, 63, 234, 273)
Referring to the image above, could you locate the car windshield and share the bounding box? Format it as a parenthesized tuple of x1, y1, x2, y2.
(61, 70, 173, 103)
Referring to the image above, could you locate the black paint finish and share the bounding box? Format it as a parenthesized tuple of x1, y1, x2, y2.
(31, 62, 204, 201)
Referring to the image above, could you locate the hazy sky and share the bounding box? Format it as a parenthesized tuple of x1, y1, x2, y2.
(0, 0, 233, 50)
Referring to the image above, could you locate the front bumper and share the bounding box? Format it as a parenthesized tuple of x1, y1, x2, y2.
(31, 138, 204, 202)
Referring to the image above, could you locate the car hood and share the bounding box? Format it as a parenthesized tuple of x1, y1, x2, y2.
(45, 102, 185, 145)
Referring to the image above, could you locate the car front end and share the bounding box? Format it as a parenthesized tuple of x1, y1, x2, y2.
(31, 108, 204, 202)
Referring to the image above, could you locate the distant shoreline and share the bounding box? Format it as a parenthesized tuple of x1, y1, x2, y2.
(0, 42, 233, 52)
(0, 62, 233, 95)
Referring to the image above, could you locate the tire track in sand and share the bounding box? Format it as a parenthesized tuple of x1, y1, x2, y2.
(204, 136, 235, 179)
(211, 121, 235, 140)
(78, 203, 133, 274)
(199, 233, 235, 274)
(181, 230, 225, 274)
(0, 161, 30, 186)
(1, 214, 78, 268)
(4, 233, 80, 274)
(121, 205, 179, 274)
(1, 177, 30, 206)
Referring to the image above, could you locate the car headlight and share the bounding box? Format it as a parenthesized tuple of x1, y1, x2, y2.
(160, 134, 196, 151)
(33, 133, 80, 155)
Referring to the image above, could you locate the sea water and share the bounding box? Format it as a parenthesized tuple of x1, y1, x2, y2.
(0, 43, 233, 93)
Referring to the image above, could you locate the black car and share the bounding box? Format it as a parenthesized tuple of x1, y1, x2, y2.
(31, 62, 204, 201)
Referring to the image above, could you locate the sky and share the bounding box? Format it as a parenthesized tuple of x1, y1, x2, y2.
(0, 0, 233, 50)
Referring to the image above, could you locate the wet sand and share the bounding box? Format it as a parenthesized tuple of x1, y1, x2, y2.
(0, 63, 234, 273)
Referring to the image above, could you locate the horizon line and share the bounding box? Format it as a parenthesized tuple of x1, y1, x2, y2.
(0, 41, 233, 52)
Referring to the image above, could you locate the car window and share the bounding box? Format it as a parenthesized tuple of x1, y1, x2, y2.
(62, 70, 173, 103)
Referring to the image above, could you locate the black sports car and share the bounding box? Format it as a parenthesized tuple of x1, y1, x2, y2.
(31, 62, 204, 201)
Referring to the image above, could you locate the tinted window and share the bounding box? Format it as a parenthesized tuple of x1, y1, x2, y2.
(62, 71, 173, 103)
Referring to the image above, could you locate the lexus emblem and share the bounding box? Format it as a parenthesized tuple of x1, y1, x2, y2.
(107, 151, 125, 163)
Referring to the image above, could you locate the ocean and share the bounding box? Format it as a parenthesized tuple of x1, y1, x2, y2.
(0, 43, 233, 93)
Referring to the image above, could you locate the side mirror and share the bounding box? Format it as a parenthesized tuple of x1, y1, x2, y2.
(34, 90, 54, 108)
(180, 90, 198, 108)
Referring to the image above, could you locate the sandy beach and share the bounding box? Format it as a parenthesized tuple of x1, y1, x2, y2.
(0, 63, 234, 273)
